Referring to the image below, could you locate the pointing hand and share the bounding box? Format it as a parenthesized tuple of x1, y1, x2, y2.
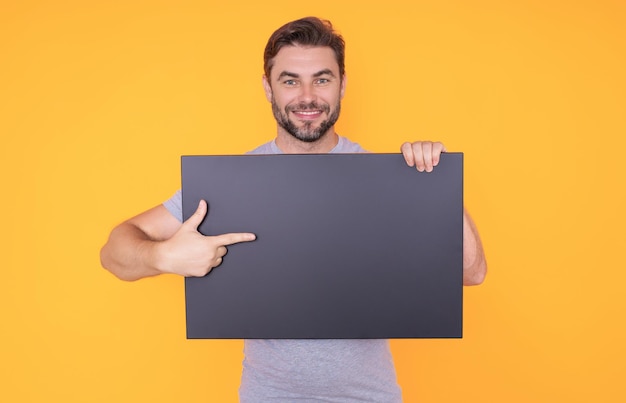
(157, 200, 256, 277)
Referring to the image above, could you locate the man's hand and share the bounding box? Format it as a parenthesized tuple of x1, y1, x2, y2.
(156, 200, 256, 277)
(400, 141, 447, 172)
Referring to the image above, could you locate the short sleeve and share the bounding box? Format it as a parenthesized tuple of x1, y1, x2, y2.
(163, 190, 183, 222)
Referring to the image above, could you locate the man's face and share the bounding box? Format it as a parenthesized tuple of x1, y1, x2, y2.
(263, 45, 346, 143)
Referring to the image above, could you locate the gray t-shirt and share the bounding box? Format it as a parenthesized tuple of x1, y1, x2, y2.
(163, 136, 402, 402)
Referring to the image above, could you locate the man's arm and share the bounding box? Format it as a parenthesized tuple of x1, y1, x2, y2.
(100, 200, 256, 281)
(401, 141, 488, 286)
(461, 209, 487, 285)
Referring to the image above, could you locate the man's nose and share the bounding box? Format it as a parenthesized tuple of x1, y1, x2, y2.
(297, 83, 316, 103)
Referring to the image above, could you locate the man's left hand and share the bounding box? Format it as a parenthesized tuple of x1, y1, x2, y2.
(400, 141, 447, 172)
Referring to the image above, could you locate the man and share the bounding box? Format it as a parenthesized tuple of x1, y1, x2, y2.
(101, 16, 487, 402)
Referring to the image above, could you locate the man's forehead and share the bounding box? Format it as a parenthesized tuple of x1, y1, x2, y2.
(270, 45, 340, 78)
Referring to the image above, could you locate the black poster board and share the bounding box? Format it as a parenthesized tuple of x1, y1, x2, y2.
(182, 153, 463, 339)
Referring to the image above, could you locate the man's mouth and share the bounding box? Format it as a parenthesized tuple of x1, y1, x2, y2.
(292, 109, 323, 120)
(288, 102, 329, 121)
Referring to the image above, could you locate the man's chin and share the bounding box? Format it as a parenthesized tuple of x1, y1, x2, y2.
(289, 130, 326, 143)
(281, 121, 328, 143)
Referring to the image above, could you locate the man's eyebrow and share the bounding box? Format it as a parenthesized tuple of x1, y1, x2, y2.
(313, 69, 336, 78)
(276, 69, 336, 80)
(277, 71, 299, 79)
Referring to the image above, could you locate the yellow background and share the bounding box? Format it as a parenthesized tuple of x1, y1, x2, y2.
(2, 0, 625, 402)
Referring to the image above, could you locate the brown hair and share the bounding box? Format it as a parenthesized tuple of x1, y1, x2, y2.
(263, 17, 345, 80)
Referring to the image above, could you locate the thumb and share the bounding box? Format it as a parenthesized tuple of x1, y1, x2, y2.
(183, 200, 207, 230)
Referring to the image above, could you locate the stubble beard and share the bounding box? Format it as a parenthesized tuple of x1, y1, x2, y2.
(271, 99, 341, 143)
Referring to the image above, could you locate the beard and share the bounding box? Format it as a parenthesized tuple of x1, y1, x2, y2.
(271, 98, 341, 143)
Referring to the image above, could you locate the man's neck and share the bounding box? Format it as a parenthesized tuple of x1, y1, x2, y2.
(275, 129, 339, 154)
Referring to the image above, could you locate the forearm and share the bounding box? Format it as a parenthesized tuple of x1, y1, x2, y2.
(462, 209, 487, 286)
(100, 222, 165, 281)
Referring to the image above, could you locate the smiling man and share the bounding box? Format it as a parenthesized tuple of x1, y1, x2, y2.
(100, 17, 487, 402)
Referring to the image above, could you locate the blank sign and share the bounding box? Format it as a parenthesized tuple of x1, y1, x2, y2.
(182, 153, 463, 339)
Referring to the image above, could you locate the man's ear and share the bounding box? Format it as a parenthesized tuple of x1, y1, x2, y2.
(262, 75, 273, 102)
(340, 74, 347, 99)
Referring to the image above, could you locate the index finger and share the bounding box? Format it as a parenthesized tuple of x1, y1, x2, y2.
(213, 232, 257, 246)
(432, 142, 447, 167)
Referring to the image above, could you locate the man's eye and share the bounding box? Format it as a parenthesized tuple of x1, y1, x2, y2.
(284, 80, 296, 85)
(316, 78, 329, 84)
